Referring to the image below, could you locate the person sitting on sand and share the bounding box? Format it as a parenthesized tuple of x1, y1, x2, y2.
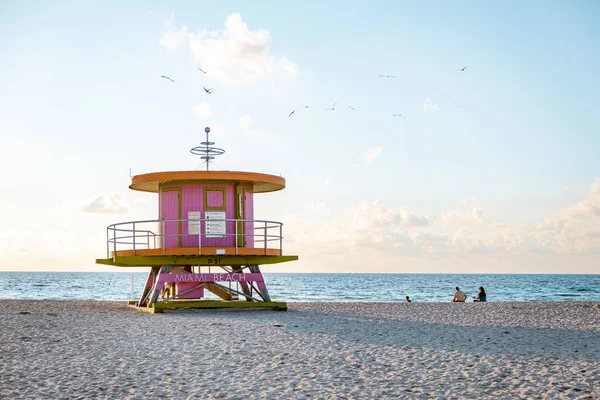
(473, 286, 487, 302)
(405, 296, 412, 303)
(452, 286, 467, 302)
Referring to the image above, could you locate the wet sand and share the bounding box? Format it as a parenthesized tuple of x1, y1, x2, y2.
(1, 300, 599, 399)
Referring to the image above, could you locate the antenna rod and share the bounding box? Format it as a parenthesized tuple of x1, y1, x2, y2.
(206, 127, 209, 171)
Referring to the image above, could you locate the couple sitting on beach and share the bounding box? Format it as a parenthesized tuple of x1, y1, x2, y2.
(452, 286, 487, 302)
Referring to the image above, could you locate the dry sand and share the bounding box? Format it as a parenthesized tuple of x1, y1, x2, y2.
(1, 300, 599, 399)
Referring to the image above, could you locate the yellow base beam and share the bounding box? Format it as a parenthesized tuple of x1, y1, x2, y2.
(97, 255, 298, 267)
(129, 301, 288, 313)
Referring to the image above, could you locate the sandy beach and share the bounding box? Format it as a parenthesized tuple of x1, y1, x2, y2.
(1, 301, 599, 399)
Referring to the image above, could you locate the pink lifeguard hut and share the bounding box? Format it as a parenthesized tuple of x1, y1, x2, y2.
(96, 127, 297, 313)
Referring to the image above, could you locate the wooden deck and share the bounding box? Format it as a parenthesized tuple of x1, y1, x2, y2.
(128, 300, 288, 313)
(97, 253, 298, 267)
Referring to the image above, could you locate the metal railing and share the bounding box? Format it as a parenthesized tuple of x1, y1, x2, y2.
(105, 218, 283, 258)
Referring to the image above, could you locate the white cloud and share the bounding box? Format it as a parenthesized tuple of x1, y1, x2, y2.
(0, 194, 155, 271)
(423, 97, 439, 112)
(442, 208, 484, 223)
(559, 178, 600, 220)
(160, 25, 188, 50)
(460, 197, 481, 206)
(359, 147, 382, 164)
(160, 13, 298, 84)
(309, 201, 330, 213)
(472, 208, 484, 221)
(278, 58, 298, 78)
(352, 201, 432, 229)
(284, 201, 432, 259)
(81, 194, 128, 214)
(0, 226, 78, 257)
(286, 198, 600, 265)
(530, 219, 600, 255)
(192, 102, 213, 120)
(559, 178, 600, 219)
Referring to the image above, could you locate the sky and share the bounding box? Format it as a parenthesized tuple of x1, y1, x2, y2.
(1, 0, 599, 273)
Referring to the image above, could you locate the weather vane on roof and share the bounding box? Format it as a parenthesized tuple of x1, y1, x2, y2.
(190, 127, 225, 171)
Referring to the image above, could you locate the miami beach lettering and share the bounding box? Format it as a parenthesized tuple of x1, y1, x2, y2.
(173, 273, 249, 283)
(158, 272, 263, 284)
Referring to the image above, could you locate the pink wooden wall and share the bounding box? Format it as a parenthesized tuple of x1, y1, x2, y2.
(160, 190, 179, 248)
(159, 184, 255, 248)
(244, 190, 254, 248)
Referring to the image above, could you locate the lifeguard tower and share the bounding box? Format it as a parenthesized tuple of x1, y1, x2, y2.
(96, 127, 297, 313)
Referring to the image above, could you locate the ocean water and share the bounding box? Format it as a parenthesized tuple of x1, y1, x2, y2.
(0, 272, 599, 302)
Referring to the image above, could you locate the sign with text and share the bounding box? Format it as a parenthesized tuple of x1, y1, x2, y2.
(158, 272, 264, 283)
(188, 211, 201, 234)
(205, 211, 226, 238)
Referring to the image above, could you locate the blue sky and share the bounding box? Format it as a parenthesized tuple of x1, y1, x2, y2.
(1, 1, 599, 273)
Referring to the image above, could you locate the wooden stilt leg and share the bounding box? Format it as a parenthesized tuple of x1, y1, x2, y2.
(139, 266, 160, 306)
(259, 287, 271, 302)
(249, 265, 271, 302)
(147, 266, 167, 306)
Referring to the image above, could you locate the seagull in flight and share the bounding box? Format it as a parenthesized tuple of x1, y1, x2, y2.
(392, 114, 407, 119)
(198, 67, 207, 74)
(379, 74, 397, 78)
(300, 105, 309, 108)
(160, 75, 175, 83)
(348, 106, 357, 111)
(325, 102, 337, 111)
(288, 110, 295, 117)
(203, 87, 215, 94)
(457, 66, 468, 71)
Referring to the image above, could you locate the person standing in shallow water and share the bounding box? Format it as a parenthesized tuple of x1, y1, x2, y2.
(473, 286, 487, 302)
(405, 296, 412, 302)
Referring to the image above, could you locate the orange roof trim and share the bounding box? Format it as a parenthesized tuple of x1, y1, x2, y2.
(129, 170, 286, 193)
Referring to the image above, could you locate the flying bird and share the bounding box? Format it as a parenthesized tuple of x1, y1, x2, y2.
(160, 75, 175, 83)
(300, 105, 309, 108)
(288, 110, 295, 117)
(198, 67, 207, 74)
(325, 102, 337, 111)
(348, 106, 357, 111)
(203, 87, 215, 94)
(379, 74, 397, 78)
(392, 114, 407, 119)
(457, 66, 468, 71)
